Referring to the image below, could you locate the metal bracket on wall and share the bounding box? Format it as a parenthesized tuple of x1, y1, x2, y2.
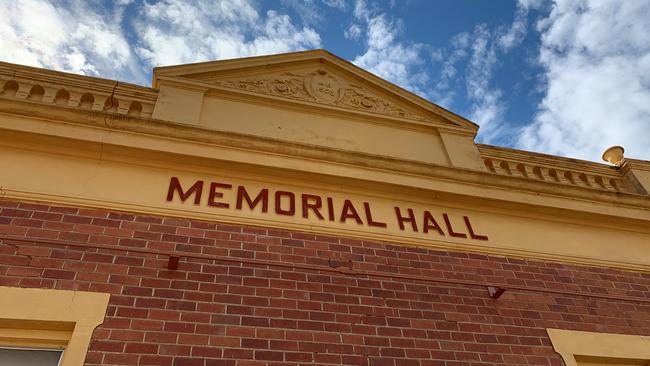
(487, 286, 506, 299)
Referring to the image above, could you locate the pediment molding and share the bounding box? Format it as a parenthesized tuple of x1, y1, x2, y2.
(153, 50, 478, 132)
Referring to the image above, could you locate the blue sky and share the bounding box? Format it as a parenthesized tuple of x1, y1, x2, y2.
(2, 0, 649, 162)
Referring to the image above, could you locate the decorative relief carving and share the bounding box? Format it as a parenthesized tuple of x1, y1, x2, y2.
(305, 70, 341, 104)
(482, 157, 638, 194)
(212, 69, 427, 121)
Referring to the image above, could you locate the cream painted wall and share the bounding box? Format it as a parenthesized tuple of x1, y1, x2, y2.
(199, 96, 450, 166)
(2, 140, 650, 271)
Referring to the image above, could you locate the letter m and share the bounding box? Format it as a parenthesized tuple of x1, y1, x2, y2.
(166, 177, 203, 204)
(236, 186, 269, 212)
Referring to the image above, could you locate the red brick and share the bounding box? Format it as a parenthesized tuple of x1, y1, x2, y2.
(210, 325, 243, 337)
(269, 340, 298, 351)
(104, 227, 134, 237)
(124, 342, 158, 354)
(109, 330, 145, 341)
(242, 338, 268, 349)
(139, 355, 173, 366)
(254, 351, 283, 361)
(130, 319, 164, 331)
(73, 224, 104, 234)
(191, 346, 222, 358)
(172, 358, 203, 366)
(91, 340, 125, 352)
(46, 206, 77, 214)
(135, 215, 163, 224)
(209, 336, 240, 347)
(118, 237, 147, 247)
(116, 307, 149, 318)
(31, 211, 63, 221)
(0, 225, 28, 235)
(103, 353, 139, 365)
(6, 267, 43, 277)
(1, 208, 31, 217)
(42, 269, 75, 279)
(13, 218, 44, 227)
(178, 334, 209, 345)
(158, 344, 190, 356)
(17, 246, 51, 257)
(0, 199, 648, 366)
(61, 215, 92, 224)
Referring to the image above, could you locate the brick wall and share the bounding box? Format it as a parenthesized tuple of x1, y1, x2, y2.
(1, 199, 650, 366)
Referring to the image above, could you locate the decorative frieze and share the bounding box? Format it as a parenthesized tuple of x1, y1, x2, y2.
(212, 69, 429, 121)
(482, 155, 637, 194)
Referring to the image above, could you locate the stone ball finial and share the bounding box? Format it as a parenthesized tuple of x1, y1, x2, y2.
(602, 146, 625, 165)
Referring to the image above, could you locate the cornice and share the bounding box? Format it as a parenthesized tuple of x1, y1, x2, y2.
(478, 144, 619, 175)
(0, 61, 157, 99)
(621, 158, 650, 173)
(478, 144, 642, 195)
(0, 61, 158, 118)
(1, 99, 649, 223)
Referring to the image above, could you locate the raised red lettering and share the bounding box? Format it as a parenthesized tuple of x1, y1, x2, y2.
(443, 213, 467, 238)
(395, 207, 418, 232)
(275, 191, 295, 216)
(208, 182, 232, 208)
(464, 216, 488, 241)
(364, 202, 386, 228)
(166, 177, 203, 205)
(423, 211, 445, 236)
(302, 194, 324, 220)
(326, 197, 335, 221)
(340, 200, 363, 224)
(236, 186, 268, 212)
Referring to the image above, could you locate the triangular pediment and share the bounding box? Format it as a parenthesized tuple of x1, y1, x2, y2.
(153, 50, 478, 132)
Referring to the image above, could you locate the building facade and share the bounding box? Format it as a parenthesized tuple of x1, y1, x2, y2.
(1, 50, 650, 366)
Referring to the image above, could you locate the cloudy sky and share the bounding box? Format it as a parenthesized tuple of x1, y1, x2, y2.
(1, 0, 649, 162)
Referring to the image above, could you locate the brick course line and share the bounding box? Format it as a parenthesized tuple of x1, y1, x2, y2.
(3, 234, 650, 305)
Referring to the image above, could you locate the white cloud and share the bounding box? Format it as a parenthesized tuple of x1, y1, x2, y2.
(0, 0, 136, 81)
(498, 3, 528, 51)
(518, 0, 650, 161)
(517, 0, 546, 11)
(322, 0, 347, 11)
(135, 0, 321, 67)
(353, 0, 371, 20)
(350, 12, 429, 95)
(282, 0, 324, 26)
(428, 1, 535, 141)
(0, 0, 320, 84)
(430, 49, 443, 63)
(428, 26, 505, 139)
(467, 0, 539, 142)
(344, 24, 362, 40)
(429, 32, 470, 108)
(466, 25, 505, 142)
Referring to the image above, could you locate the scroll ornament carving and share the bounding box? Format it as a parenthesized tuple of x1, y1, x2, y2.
(212, 69, 427, 121)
